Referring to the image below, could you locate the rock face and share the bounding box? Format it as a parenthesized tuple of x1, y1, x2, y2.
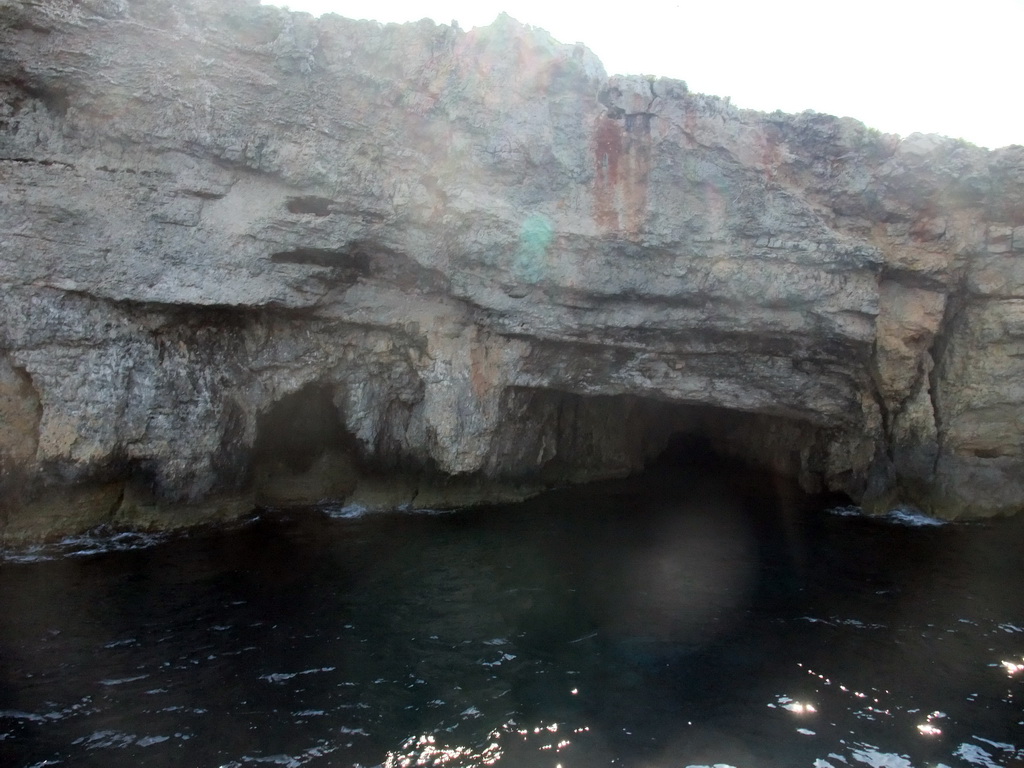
(2, 0, 1023, 540)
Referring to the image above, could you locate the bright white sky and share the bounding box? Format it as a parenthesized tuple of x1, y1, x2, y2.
(266, 0, 1024, 149)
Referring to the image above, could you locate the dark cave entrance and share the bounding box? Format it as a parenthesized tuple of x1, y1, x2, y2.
(649, 430, 720, 468)
(498, 388, 825, 483)
(251, 383, 363, 506)
(547, 391, 859, 528)
(247, 383, 847, 511)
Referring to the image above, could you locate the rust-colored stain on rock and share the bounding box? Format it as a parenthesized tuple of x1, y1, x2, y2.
(469, 339, 494, 399)
(593, 117, 622, 230)
(592, 114, 650, 235)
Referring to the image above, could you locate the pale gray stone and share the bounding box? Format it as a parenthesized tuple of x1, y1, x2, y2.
(1, 0, 1023, 539)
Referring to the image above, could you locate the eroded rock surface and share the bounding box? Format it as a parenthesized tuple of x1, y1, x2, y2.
(2, 0, 1023, 540)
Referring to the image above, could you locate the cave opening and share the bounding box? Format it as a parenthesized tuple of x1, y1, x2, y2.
(648, 430, 719, 469)
(251, 383, 363, 507)
(632, 399, 857, 514)
(496, 388, 847, 509)
(639, 406, 804, 479)
(246, 383, 850, 513)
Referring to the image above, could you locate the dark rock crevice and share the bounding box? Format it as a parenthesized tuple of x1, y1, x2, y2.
(926, 279, 969, 474)
(0, 157, 74, 168)
(270, 246, 371, 270)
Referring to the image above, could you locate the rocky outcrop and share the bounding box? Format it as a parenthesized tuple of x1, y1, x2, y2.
(2, 0, 1023, 540)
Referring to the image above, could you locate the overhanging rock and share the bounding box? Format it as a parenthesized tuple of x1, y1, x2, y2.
(2, 0, 1023, 540)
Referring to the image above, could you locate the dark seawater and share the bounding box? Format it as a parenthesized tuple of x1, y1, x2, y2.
(1, 463, 1023, 768)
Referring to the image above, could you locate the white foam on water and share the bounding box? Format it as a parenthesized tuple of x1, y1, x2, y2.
(322, 503, 455, 520)
(260, 672, 297, 683)
(828, 505, 863, 517)
(99, 675, 148, 686)
(825, 505, 946, 527)
(0, 548, 54, 564)
(1, 527, 171, 563)
(0, 710, 47, 722)
(103, 638, 138, 648)
(219, 742, 339, 767)
(67, 529, 170, 554)
(482, 653, 516, 667)
(849, 744, 913, 767)
(885, 506, 945, 527)
(1, 697, 95, 724)
(798, 617, 886, 630)
(160, 705, 208, 715)
(973, 736, 1017, 751)
(338, 726, 369, 735)
(73, 730, 140, 750)
(954, 743, 1002, 768)
(323, 504, 368, 519)
(260, 667, 334, 684)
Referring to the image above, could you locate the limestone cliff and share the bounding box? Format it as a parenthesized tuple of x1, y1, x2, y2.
(2, 0, 1023, 540)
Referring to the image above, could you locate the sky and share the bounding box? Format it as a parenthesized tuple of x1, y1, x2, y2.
(264, 0, 1024, 149)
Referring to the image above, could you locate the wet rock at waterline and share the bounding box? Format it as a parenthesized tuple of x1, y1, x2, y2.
(2, 0, 1024, 539)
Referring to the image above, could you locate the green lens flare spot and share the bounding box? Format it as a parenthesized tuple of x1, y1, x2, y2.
(513, 214, 554, 284)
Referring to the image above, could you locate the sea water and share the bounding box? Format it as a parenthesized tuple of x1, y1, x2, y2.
(1, 463, 1022, 768)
